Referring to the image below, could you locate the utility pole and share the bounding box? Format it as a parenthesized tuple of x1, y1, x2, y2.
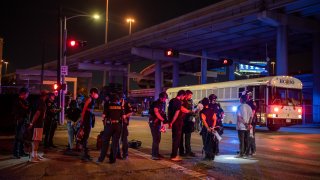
(0, 38, 3, 94)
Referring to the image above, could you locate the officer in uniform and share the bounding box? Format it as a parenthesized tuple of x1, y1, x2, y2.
(13, 87, 30, 158)
(149, 92, 168, 160)
(80, 88, 99, 161)
(117, 94, 133, 160)
(97, 94, 123, 164)
(44, 93, 60, 148)
(179, 90, 196, 157)
(208, 94, 224, 155)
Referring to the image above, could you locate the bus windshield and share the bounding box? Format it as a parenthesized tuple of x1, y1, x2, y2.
(270, 87, 302, 106)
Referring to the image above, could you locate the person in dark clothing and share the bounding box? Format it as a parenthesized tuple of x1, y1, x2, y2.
(179, 90, 196, 157)
(28, 91, 48, 162)
(168, 90, 192, 161)
(79, 88, 99, 161)
(97, 94, 123, 164)
(12, 87, 30, 159)
(44, 93, 60, 148)
(208, 94, 224, 155)
(245, 91, 257, 155)
(65, 100, 82, 151)
(200, 98, 217, 160)
(117, 94, 133, 160)
(149, 92, 168, 160)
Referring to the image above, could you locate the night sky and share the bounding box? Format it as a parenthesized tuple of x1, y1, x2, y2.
(0, 0, 220, 73)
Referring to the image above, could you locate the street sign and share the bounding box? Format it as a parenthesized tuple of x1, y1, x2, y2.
(61, 66, 68, 76)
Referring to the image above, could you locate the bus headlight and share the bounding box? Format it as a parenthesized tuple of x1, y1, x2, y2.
(298, 115, 302, 119)
(232, 106, 237, 112)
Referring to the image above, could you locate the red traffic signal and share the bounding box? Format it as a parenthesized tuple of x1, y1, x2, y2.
(68, 40, 87, 48)
(53, 83, 61, 91)
(69, 40, 78, 47)
(164, 49, 179, 58)
(219, 58, 233, 66)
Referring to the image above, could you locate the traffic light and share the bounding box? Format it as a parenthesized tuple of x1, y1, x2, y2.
(53, 83, 61, 91)
(164, 49, 179, 58)
(68, 40, 87, 48)
(219, 58, 233, 66)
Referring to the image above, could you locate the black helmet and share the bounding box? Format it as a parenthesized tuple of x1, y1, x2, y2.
(209, 94, 217, 101)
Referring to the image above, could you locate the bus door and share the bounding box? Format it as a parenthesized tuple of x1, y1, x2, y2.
(246, 86, 267, 125)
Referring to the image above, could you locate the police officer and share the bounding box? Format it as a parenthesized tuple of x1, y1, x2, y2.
(13, 87, 30, 158)
(80, 88, 99, 161)
(97, 94, 123, 164)
(117, 93, 133, 160)
(179, 90, 196, 157)
(149, 92, 168, 160)
(44, 93, 60, 148)
(208, 94, 224, 155)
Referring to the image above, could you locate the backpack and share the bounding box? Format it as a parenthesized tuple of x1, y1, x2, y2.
(128, 139, 142, 149)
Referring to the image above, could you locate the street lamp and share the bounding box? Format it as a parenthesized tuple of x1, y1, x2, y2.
(3, 61, 8, 75)
(1, 59, 8, 75)
(271, 61, 275, 75)
(60, 13, 100, 124)
(126, 18, 135, 35)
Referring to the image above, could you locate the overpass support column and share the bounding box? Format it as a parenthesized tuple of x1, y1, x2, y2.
(313, 33, 320, 123)
(276, 25, 288, 75)
(154, 60, 162, 100)
(201, 50, 207, 84)
(109, 71, 116, 83)
(102, 71, 107, 87)
(228, 64, 235, 81)
(173, 62, 179, 87)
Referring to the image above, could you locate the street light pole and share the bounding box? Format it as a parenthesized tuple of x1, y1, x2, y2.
(59, 14, 100, 125)
(60, 16, 67, 125)
(105, 0, 109, 44)
(126, 18, 135, 35)
(4, 61, 8, 75)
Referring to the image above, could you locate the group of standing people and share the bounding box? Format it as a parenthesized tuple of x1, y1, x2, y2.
(13, 88, 61, 162)
(149, 90, 225, 161)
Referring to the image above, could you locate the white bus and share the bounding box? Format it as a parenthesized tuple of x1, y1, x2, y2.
(166, 76, 303, 131)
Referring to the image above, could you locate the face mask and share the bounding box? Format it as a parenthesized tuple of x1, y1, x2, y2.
(93, 94, 99, 99)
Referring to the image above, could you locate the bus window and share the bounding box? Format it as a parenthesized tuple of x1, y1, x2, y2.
(287, 89, 302, 106)
(231, 87, 237, 98)
(269, 87, 286, 105)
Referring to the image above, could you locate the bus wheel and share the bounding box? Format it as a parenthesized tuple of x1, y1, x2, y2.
(267, 125, 280, 131)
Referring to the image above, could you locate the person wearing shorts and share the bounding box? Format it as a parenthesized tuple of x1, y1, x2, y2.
(28, 91, 48, 162)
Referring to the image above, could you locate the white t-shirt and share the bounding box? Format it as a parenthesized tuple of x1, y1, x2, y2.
(236, 103, 253, 130)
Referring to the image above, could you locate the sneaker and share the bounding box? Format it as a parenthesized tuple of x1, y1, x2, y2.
(38, 155, 44, 160)
(122, 156, 128, 160)
(170, 156, 182, 161)
(29, 158, 40, 163)
(235, 155, 243, 158)
(96, 160, 103, 164)
(12, 155, 21, 159)
(19, 152, 29, 157)
(50, 144, 57, 148)
(152, 156, 160, 160)
(187, 152, 196, 157)
(242, 155, 249, 159)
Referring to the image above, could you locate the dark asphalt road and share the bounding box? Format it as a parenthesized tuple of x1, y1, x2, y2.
(0, 116, 319, 179)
